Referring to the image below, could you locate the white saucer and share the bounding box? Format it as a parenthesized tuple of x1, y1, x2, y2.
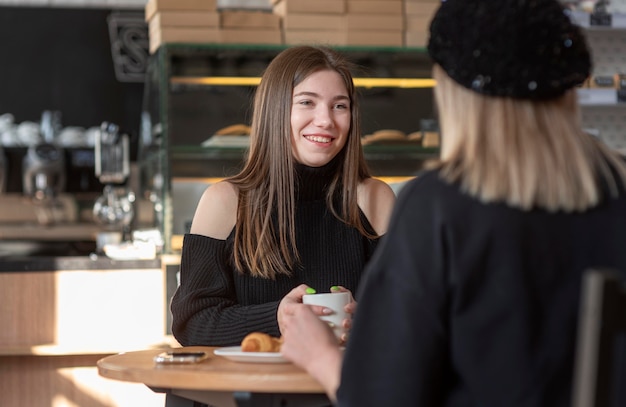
(213, 346, 289, 364)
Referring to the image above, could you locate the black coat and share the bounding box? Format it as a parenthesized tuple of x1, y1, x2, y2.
(338, 169, 626, 407)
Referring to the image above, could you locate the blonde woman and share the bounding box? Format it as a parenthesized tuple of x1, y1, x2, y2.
(280, 0, 626, 405)
(170, 45, 396, 347)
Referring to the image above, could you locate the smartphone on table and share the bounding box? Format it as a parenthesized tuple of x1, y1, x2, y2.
(154, 350, 208, 364)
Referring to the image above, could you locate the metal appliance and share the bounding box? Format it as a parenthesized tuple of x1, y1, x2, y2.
(20, 111, 67, 226)
(0, 145, 5, 194)
(0, 114, 155, 257)
(22, 142, 66, 201)
(93, 122, 135, 243)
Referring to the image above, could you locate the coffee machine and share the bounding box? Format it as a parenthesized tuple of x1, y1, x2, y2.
(22, 142, 66, 201)
(0, 111, 102, 255)
(0, 113, 156, 257)
(92, 122, 135, 244)
(21, 111, 68, 225)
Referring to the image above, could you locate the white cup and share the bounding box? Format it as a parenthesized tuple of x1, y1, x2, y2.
(302, 291, 351, 340)
(96, 231, 122, 253)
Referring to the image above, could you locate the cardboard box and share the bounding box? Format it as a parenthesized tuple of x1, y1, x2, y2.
(150, 11, 220, 28)
(284, 30, 347, 46)
(145, 0, 217, 21)
(220, 10, 281, 29)
(404, 15, 431, 32)
(404, 30, 429, 48)
(273, 0, 346, 16)
(149, 27, 220, 53)
(346, 30, 403, 46)
(219, 0, 273, 10)
(219, 28, 282, 45)
(285, 27, 403, 47)
(346, 0, 403, 14)
(283, 13, 346, 31)
(404, 1, 439, 16)
(346, 14, 404, 31)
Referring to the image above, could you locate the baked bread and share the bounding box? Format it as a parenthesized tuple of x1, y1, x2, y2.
(215, 123, 251, 136)
(241, 332, 282, 352)
(407, 131, 423, 143)
(361, 129, 407, 145)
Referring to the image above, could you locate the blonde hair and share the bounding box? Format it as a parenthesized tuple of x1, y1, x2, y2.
(430, 64, 626, 212)
(226, 46, 373, 279)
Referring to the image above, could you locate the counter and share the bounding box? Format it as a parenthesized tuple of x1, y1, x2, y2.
(0, 254, 179, 407)
(0, 254, 161, 272)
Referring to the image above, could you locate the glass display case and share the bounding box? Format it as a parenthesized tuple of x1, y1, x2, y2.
(140, 43, 440, 253)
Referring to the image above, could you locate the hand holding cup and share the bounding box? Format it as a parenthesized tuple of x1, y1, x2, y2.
(302, 287, 352, 342)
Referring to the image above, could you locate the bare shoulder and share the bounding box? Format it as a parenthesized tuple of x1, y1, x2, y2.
(357, 177, 396, 235)
(189, 180, 239, 239)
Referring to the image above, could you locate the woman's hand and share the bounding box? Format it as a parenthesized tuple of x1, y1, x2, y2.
(280, 301, 343, 401)
(278, 284, 358, 344)
(330, 285, 358, 344)
(277, 284, 307, 334)
(277, 284, 330, 334)
(281, 301, 339, 362)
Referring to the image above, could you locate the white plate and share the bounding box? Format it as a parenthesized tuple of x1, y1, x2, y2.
(213, 346, 289, 364)
(201, 135, 250, 147)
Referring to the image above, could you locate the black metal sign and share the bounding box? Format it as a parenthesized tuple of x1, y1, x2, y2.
(107, 11, 149, 83)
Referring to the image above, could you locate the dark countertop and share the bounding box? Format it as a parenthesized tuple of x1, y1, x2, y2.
(0, 254, 161, 272)
(0, 240, 162, 272)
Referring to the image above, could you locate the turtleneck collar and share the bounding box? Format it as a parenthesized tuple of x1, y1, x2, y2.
(294, 154, 342, 202)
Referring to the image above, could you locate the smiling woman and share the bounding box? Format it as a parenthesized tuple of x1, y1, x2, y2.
(290, 69, 351, 167)
(169, 45, 397, 348)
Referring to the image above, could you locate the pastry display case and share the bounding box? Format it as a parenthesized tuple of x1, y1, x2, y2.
(140, 43, 440, 253)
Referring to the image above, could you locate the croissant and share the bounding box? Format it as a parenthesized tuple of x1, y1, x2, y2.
(241, 332, 282, 352)
(215, 123, 251, 136)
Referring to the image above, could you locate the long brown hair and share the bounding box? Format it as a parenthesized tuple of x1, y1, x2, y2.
(226, 45, 373, 279)
(430, 64, 626, 212)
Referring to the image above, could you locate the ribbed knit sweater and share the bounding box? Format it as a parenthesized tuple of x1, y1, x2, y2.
(170, 161, 380, 346)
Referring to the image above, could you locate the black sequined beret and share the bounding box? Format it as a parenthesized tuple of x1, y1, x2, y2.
(427, 0, 592, 100)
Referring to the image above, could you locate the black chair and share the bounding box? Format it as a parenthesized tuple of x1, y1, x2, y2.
(572, 268, 626, 407)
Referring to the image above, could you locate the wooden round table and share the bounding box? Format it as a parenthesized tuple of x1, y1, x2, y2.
(97, 346, 329, 407)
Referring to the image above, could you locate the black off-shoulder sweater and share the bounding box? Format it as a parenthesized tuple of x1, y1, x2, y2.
(170, 161, 380, 346)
